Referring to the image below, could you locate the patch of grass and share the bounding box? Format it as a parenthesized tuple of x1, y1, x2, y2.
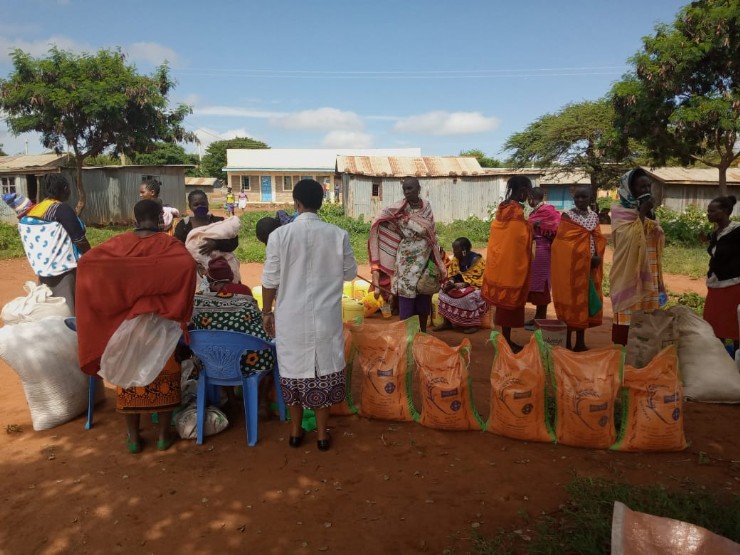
(437, 217, 491, 250)
(0, 223, 25, 258)
(662, 244, 708, 279)
(474, 476, 740, 554)
(85, 225, 128, 246)
(665, 290, 705, 315)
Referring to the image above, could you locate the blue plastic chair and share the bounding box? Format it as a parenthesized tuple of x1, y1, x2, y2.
(188, 329, 286, 446)
(64, 317, 98, 430)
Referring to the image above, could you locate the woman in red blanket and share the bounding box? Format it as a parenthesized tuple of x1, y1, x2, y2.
(76, 200, 197, 454)
(368, 177, 446, 332)
(525, 188, 561, 329)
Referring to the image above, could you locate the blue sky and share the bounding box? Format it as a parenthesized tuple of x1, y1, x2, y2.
(1, 0, 687, 159)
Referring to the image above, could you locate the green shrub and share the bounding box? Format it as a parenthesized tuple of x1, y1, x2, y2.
(0, 223, 25, 258)
(656, 205, 713, 246)
(437, 216, 491, 249)
(596, 196, 613, 212)
(665, 291, 705, 315)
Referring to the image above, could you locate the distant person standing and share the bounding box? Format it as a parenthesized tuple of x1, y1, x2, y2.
(238, 189, 248, 213)
(334, 182, 341, 204)
(525, 188, 560, 329)
(261, 179, 357, 452)
(225, 190, 236, 217)
(138, 178, 180, 235)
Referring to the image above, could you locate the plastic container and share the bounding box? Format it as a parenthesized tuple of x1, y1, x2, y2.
(342, 298, 364, 323)
(430, 293, 445, 328)
(353, 280, 371, 301)
(251, 285, 263, 310)
(535, 319, 567, 349)
(343, 281, 354, 299)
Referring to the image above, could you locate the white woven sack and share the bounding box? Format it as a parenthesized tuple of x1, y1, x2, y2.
(0, 316, 88, 430)
(174, 404, 229, 440)
(99, 313, 183, 388)
(1, 281, 70, 325)
(667, 305, 740, 403)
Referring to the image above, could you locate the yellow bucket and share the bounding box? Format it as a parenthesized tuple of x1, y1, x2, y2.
(431, 293, 445, 327)
(353, 280, 371, 301)
(252, 285, 263, 310)
(343, 281, 354, 299)
(342, 297, 364, 323)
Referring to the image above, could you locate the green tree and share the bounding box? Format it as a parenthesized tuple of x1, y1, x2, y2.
(130, 141, 199, 166)
(611, 0, 740, 196)
(0, 144, 6, 156)
(503, 99, 636, 196)
(0, 47, 195, 214)
(459, 149, 502, 168)
(200, 137, 268, 182)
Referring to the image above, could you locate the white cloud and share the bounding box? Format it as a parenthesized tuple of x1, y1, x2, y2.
(393, 111, 500, 136)
(127, 41, 180, 67)
(195, 106, 285, 118)
(0, 35, 180, 67)
(320, 130, 374, 149)
(270, 108, 364, 131)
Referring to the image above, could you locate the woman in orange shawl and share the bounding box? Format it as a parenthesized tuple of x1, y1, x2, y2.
(482, 175, 533, 351)
(551, 186, 607, 351)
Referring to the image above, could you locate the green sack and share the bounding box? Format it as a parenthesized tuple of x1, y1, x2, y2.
(588, 276, 603, 317)
(272, 402, 317, 432)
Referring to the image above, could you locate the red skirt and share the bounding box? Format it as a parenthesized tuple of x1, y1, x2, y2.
(527, 288, 551, 306)
(494, 305, 525, 328)
(703, 284, 740, 341)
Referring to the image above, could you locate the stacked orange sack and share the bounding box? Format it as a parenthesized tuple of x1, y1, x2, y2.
(552, 345, 623, 449)
(350, 317, 419, 422)
(487, 332, 555, 443)
(412, 334, 483, 431)
(330, 323, 358, 416)
(612, 345, 686, 452)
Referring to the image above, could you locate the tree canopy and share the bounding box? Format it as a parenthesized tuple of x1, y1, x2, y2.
(130, 141, 198, 167)
(0, 47, 195, 213)
(199, 137, 268, 181)
(0, 144, 6, 157)
(611, 0, 740, 195)
(503, 99, 633, 193)
(459, 149, 502, 168)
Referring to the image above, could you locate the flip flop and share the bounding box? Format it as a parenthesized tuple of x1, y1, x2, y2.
(127, 435, 142, 454)
(156, 436, 176, 452)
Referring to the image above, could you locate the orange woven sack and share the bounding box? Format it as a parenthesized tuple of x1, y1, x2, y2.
(330, 323, 358, 416)
(487, 332, 555, 442)
(351, 317, 419, 421)
(412, 334, 483, 431)
(612, 346, 686, 452)
(552, 345, 623, 449)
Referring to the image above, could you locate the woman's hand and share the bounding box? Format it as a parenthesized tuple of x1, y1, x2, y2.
(262, 312, 275, 337)
(199, 239, 217, 256)
(638, 197, 654, 220)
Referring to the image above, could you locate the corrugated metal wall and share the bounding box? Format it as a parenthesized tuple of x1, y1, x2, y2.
(345, 176, 508, 222)
(662, 184, 740, 217)
(0, 175, 29, 224)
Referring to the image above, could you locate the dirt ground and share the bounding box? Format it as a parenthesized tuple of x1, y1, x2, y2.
(0, 246, 738, 554)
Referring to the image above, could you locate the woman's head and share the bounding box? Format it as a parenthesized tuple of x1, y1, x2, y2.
(707, 195, 737, 224)
(528, 187, 545, 208)
(401, 177, 421, 204)
(293, 179, 323, 212)
(572, 186, 591, 211)
(452, 237, 472, 260)
(139, 178, 161, 200)
(133, 199, 163, 229)
(45, 174, 71, 202)
(506, 175, 533, 203)
(256, 216, 281, 245)
(628, 168, 652, 199)
(188, 189, 209, 217)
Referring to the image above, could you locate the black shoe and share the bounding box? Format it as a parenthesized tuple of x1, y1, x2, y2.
(317, 431, 332, 452)
(288, 429, 305, 448)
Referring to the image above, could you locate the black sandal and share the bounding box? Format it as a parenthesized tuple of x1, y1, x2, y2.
(288, 428, 305, 448)
(317, 431, 332, 452)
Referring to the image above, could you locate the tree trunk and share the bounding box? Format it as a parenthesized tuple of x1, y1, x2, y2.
(718, 164, 728, 197)
(74, 157, 86, 215)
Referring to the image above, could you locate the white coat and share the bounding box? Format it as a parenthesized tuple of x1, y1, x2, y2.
(262, 212, 357, 378)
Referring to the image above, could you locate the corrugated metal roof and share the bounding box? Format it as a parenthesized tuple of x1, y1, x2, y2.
(539, 169, 591, 185)
(337, 156, 484, 177)
(643, 166, 740, 185)
(185, 177, 220, 186)
(0, 153, 69, 171)
(482, 167, 547, 176)
(225, 148, 422, 171)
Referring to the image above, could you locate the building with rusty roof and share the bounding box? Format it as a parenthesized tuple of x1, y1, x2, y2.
(643, 167, 740, 216)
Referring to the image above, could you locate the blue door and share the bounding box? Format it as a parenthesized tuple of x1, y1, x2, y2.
(261, 176, 272, 202)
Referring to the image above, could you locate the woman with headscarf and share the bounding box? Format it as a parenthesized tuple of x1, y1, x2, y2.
(609, 168, 665, 345)
(551, 185, 607, 351)
(703, 195, 740, 350)
(368, 177, 446, 333)
(525, 187, 561, 329)
(481, 175, 534, 352)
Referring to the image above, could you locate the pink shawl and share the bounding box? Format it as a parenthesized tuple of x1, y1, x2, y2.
(368, 198, 447, 281)
(528, 203, 561, 234)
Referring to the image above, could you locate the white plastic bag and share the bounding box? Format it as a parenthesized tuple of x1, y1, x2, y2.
(0, 316, 95, 430)
(1, 281, 70, 325)
(99, 313, 183, 388)
(174, 404, 229, 439)
(667, 305, 740, 403)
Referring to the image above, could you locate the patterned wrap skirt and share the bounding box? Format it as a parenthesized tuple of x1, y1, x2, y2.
(116, 354, 181, 413)
(280, 370, 346, 410)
